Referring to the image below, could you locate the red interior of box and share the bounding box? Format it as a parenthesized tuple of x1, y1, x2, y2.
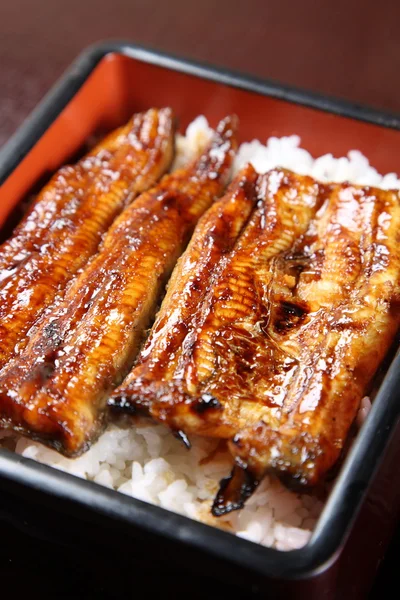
(1, 52, 400, 226)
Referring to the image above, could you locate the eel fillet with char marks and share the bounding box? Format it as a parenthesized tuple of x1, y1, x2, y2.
(0, 108, 175, 370)
(0, 115, 238, 455)
(111, 169, 400, 515)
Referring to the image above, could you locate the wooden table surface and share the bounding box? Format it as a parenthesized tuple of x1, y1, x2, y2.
(0, 1, 399, 597)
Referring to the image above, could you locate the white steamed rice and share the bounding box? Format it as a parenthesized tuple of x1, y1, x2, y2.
(0, 117, 398, 551)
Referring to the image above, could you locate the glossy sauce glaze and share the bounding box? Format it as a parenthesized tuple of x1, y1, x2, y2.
(0, 115, 238, 456)
(0, 108, 175, 371)
(111, 169, 400, 514)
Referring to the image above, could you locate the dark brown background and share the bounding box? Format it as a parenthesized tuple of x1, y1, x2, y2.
(0, 0, 399, 597)
(2, 0, 400, 148)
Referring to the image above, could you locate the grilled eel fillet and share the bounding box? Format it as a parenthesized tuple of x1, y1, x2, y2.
(0, 115, 238, 455)
(0, 108, 174, 370)
(111, 168, 400, 515)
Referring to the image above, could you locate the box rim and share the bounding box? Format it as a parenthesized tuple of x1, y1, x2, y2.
(0, 40, 400, 581)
